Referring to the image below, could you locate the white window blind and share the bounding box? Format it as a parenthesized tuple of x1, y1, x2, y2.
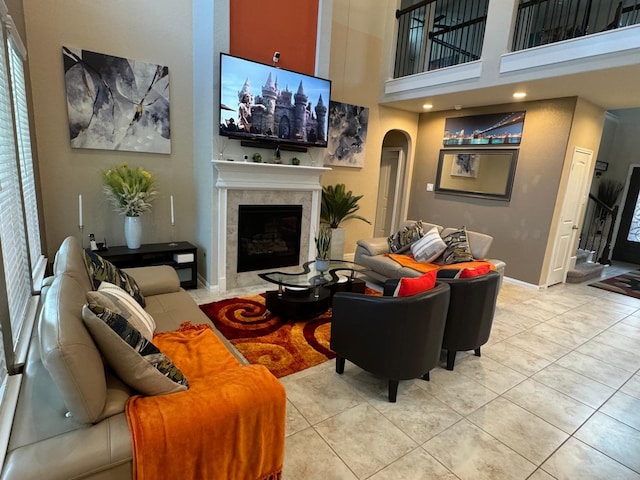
(7, 28, 42, 278)
(0, 16, 31, 370)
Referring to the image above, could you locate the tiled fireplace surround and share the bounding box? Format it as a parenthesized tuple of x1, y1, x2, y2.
(213, 160, 330, 291)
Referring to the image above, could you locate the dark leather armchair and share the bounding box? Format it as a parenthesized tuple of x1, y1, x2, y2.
(438, 270, 501, 370)
(330, 282, 450, 402)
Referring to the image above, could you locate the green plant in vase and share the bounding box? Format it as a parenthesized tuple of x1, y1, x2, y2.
(252, 153, 262, 163)
(314, 225, 332, 273)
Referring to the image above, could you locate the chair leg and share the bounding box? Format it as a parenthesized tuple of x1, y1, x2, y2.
(422, 371, 430, 381)
(475, 347, 481, 357)
(388, 380, 399, 402)
(446, 350, 456, 370)
(336, 356, 345, 374)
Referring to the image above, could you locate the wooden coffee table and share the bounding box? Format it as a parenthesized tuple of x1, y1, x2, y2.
(258, 260, 366, 320)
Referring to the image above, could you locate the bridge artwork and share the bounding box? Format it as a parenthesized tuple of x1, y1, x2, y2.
(443, 111, 526, 146)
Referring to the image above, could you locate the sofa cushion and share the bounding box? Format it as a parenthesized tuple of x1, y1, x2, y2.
(85, 282, 156, 340)
(82, 304, 188, 396)
(386, 270, 437, 297)
(83, 249, 145, 307)
(440, 227, 474, 264)
(388, 220, 425, 253)
(411, 226, 447, 263)
(436, 263, 492, 279)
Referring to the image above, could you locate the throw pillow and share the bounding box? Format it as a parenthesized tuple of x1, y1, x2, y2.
(440, 227, 474, 264)
(83, 249, 145, 307)
(388, 220, 425, 253)
(85, 282, 156, 340)
(411, 226, 447, 263)
(82, 303, 188, 396)
(387, 270, 437, 297)
(459, 264, 492, 278)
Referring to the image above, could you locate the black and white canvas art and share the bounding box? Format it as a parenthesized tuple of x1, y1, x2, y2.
(63, 47, 170, 153)
(324, 101, 368, 168)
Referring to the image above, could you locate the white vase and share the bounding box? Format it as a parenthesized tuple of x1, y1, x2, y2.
(124, 215, 142, 249)
(330, 227, 345, 260)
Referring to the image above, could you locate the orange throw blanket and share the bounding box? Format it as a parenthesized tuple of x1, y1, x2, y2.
(387, 253, 496, 274)
(126, 324, 286, 480)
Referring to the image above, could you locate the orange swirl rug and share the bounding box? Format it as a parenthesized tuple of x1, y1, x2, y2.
(199, 289, 379, 378)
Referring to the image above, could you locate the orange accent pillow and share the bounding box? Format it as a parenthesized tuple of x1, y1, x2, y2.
(393, 270, 437, 297)
(459, 264, 491, 278)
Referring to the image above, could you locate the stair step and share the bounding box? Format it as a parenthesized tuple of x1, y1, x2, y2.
(576, 249, 594, 265)
(566, 262, 605, 283)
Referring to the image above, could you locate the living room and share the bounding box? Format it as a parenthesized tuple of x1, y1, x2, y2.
(2, 0, 640, 478)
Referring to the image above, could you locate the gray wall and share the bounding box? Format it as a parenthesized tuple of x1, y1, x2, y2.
(407, 98, 580, 285)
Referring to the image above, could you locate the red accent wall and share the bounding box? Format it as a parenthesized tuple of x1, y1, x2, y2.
(230, 0, 319, 75)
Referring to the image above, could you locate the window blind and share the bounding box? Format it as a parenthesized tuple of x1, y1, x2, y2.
(7, 31, 43, 278)
(0, 19, 31, 366)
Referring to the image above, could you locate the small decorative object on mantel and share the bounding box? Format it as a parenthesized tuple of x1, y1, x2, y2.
(102, 163, 157, 249)
(314, 225, 332, 274)
(252, 153, 262, 163)
(273, 145, 282, 164)
(291, 157, 300, 166)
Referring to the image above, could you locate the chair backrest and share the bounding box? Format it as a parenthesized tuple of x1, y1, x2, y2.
(331, 282, 450, 380)
(439, 271, 500, 351)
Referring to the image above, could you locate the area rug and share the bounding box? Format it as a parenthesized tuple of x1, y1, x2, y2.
(589, 270, 640, 300)
(199, 288, 380, 378)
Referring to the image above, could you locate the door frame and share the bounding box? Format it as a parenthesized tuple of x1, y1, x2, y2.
(375, 147, 405, 236)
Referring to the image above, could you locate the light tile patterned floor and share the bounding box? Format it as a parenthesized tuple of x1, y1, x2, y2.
(190, 265, 640, 479)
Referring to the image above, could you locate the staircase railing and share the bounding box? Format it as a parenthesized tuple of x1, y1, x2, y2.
(579, 193, 618, 265)
(394, 0, 488, 78)
(513, 0, 640, 51)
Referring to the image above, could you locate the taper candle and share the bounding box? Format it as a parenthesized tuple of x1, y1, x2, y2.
(170, 195, 175, 225)
(78, 194, 83, 227)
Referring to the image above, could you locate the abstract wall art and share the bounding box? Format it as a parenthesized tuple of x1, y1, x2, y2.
(324, 101, 369, 168)
(63, 47, 170, 154)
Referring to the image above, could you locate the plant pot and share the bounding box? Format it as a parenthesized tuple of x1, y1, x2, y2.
(329, 227, 345, 260)
(124, 216, 142, 249)
(315, 258, 329, 273)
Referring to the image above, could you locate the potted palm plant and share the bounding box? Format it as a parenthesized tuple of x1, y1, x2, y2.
(320, 184, 371, 259)
(314, 225, 332, 273)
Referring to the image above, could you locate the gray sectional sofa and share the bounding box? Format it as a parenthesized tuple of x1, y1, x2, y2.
(354, 221, 506, 284)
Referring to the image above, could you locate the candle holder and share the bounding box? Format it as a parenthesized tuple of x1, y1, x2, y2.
(78, 225, 85, 248)
(168, 222, 178, 247)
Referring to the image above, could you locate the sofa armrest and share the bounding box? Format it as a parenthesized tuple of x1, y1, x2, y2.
(356, 237, 390, 256)
(122, 265, 181, 296)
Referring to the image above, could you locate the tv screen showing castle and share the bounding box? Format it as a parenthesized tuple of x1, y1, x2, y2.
(219, 53, 331, 147)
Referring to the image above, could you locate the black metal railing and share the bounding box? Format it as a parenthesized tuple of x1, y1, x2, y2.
(579, 193, 618, 265)
(394, 0, 489, 78)
(513, 0, 640, 51)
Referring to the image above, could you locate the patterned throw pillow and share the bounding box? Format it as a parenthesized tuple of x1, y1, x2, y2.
(410, 226, 447, 263)
(83, 249, 145, 307)
(388, 221, 425, 253)
(82, 303, 188, 396)
(86, 282, 156, 340)
(441, 227, 474, 264)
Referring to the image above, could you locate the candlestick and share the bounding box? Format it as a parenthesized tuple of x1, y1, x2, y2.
(78, 194, 83, 227)
(168, 195, 177, 246)
(170, 195, 175, 225)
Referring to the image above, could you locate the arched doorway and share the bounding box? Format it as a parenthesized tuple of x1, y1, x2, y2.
(374, 130, 411, 237)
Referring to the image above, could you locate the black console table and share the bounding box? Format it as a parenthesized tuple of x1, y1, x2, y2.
(98, 241, 198, 289)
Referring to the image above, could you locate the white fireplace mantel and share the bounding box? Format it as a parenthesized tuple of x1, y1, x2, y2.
(213, 160, 330, 190)
(213, 160, 331, 291)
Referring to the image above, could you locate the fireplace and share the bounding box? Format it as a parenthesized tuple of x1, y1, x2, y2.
(237, 205, 303, 273)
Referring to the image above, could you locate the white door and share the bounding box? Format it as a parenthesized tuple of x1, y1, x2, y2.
(547, 147, 593, 286)
(374, 148, 403, 237)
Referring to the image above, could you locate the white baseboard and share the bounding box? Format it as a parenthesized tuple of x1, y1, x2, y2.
(502, 276, 546, 290)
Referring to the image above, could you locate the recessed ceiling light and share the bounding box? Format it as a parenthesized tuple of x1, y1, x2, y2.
(423, 103, 433, 110)
(513, 92, 527, 99)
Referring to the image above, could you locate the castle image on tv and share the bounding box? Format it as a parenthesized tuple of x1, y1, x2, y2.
(220, 73, 328, 146)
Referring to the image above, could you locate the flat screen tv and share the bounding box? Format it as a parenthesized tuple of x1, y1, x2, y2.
(219, 53, 331, 149)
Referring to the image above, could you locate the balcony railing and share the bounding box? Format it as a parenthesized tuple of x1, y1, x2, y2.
(394, 0, 489, 78)
(513, 0, 640, 51)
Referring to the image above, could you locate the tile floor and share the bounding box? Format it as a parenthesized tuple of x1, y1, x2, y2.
(189, 264, 640, 479)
